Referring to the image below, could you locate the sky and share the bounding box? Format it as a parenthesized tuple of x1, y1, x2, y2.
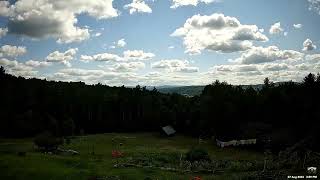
(0, 0, 320, 86)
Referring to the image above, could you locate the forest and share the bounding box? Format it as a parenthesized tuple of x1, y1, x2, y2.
(1, 66, 320, 152)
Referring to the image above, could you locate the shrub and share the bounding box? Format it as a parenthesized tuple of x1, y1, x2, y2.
(34, 131, 63, 152)
(65, 137, 71, 145)
(185, 147, 211, 162)
(17, 151, 26, 157)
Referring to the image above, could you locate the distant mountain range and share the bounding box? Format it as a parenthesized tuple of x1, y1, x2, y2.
(155, 86, 206, 96)
(151, 82, 296, 96)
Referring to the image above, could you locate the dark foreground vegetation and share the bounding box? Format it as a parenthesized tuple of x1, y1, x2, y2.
(0, 66, 320, 153)
(1, 66, 320, 179)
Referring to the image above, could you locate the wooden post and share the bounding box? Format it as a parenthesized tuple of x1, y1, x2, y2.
(263, 159, 267, 172)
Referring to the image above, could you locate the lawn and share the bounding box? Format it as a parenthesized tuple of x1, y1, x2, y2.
(0, 133, 265, 180)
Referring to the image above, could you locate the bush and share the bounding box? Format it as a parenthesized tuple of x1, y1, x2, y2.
(34, 131, 63, 152)
(17, 151, 26, 157)
(185, 147, 211, 162)
(65, 137, 71, 145)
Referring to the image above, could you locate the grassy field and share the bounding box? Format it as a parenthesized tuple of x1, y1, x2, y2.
(0, 133, 265, 180)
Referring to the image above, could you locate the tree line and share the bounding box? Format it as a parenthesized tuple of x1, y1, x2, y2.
(1, 66, 319, 151)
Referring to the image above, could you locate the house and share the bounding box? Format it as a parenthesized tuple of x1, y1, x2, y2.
(216, 138, 256, 148)
(161, 125, 176, 136)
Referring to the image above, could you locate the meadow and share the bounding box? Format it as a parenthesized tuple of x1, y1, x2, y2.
(0, 133, 266, 180)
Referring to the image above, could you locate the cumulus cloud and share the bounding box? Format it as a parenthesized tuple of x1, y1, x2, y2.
(57, 68, 109, 77)
(49, 68, 146, 86)
(203, 46, 320, 85)
(0, 45, 27, 57)
(211, 64, 260, 74)
(124, 0, 152, 14)
(171, 13, 268, 54)
(269, 22, 284, 35)
(46, 48, 78, 67)
(170, 0, 216, 9)
(81, 53, 123, 62)
(0, 58, 38, 77)
(293, 24, 302, 29)
(0, 28, 8, 38)
(0, 1, 10, 16)
(81, 50, 155, 63)
(111, 62, 145, 72)
(305, 53, 320, 62)
(0, 58, 32, 71)
(232, 46, 303, 64)
(109, 38, 127, 49)
(25, 60, 52, 68)
(302, 38, 317, 51)
(205, 63, 295, 85)
(117, 39, 127, 47)
(152, 59, 199, 73)
(308, 0, 320, 15)
(260, 63, 289, 71)
(123, 50, 155, 60)
(1, 0, 118, 43)
(93, 32, 102, 37)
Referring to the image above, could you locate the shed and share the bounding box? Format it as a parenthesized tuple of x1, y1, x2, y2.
(216, 138, 256, 148)
(161, 125, 176, 136)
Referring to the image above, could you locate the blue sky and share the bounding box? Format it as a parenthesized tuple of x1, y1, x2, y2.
(0, 0, 320, 86)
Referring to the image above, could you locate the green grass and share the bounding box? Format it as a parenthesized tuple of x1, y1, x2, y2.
(0, 133, 264, 180)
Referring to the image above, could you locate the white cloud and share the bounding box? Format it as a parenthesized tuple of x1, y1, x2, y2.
(117, 38, 127, 47)
(232, 46, 303, 64)
(260, 63, 290, 71)
(2, 0, 118, 43)
(46, 48, 78, 67)
(94, 32, 102, 37)
(0, 58, 32, 71)
(109, 38, 127, 49)
(293, 23, 302, 29)
(170, 0, 216, 9)
(308, 0, 320, 15)
(0, 58, 38, 77)
(0, 45, 27, 57)
(168, 46, 175, 49)
(80, 53, 123, 62)
(124, 0, 152, 14)
(0, 28, 8, 38)
(123, 50, 155, 60)
(0, 1, 10, 16)
(302, 38, 317, 51)
(305, 53, 320, 62)
(49, 68, 146, 86)
(171, 13, 268, 54)
(111, 62, 145, 72)
(57, 68, 109, 77)
(202, 46, 320, 85)
(25, 60, 52, 68)
(81, 50, 155, 63)
(12, 51, 319, 86)
(211, 64, 259, 73)
(152, 59, 199, 73)
(284, 32, 288, 36)
(269, 22, 284, 35)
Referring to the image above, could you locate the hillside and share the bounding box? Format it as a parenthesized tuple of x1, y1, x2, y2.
(156, 84, 265, 96)
(157, 86, 205, 96)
